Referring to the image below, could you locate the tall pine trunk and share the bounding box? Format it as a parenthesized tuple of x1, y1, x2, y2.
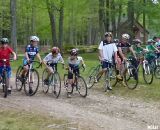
(10, 0, 17, 53)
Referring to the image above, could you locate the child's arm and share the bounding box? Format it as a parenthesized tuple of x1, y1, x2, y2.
(36, 53, 42, 63)
(12, 51, 17, 60)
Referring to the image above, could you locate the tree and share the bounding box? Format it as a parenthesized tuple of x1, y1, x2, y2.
(10, 0, 17, 52)
(46, 0, 57, 46)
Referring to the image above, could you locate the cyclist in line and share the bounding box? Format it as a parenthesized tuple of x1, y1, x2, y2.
(97, 32, 118, 90)
(145, 39, 159, 65)
(66, 48, 86, 97)
(0, 38, 17, 94)
(43, 47, 64, 85)
(21, 36, 42, 94)
(117, 33, 137, 87)
(153, 36, 160, 58)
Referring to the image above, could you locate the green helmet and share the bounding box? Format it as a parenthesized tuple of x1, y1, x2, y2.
(1, 38, 9, 44)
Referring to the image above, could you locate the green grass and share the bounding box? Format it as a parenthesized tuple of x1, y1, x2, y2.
(11, 53, 160, 102)
(0, 109, 78, 130)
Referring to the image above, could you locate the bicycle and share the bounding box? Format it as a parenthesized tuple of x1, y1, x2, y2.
(63, 66, 87, 97)
(42, 61, 61, 98)
(0, 59, 13, 98)
(86, 64, 102, 89)
(154, 53, 160, 79)
(15, 60, 42, 96)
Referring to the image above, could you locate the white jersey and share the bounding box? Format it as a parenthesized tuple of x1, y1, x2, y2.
(43, 53, 64, 63)
(98, 41, 117, 62)
(68, 56, 83, 66)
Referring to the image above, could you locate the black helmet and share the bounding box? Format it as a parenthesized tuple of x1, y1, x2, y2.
(1, 38, 9, 44)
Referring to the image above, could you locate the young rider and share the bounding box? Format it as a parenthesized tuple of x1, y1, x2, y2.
(21, 36, 42, 94)
(0, 38, 17, 94)
(97, 32, 118, 90)
(43, 47, 64, 85)
(66, 48, 86, 97)
(117, 33, 137, 87)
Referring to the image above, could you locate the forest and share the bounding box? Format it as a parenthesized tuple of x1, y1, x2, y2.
(0, 0, 160, 52)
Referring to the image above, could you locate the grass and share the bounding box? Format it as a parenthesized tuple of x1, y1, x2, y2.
(11, 52, 160, 102)
(0, 109, 79, 130)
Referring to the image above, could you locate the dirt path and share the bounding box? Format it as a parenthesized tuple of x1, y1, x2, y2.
(0, 78, 160, 130)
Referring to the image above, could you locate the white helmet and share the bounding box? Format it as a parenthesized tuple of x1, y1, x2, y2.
(122, 33, 130, 40)
(30, 36, 39, 42)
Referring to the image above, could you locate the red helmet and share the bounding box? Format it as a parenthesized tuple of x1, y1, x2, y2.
(70, 48, 78, 56)
(52, 47, 59, 54)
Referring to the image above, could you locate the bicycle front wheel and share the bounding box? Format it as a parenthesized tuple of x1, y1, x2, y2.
(155, 65, 160, 79)
(24, 69, 39, 96)
(2, 71, 8, 98)
(77, 76, 87, 97)
(51, 72, 61, 98)
(15, 66, 23, 91)
(125, 65, 138, 89)
(42, 68, 49, 93)
(86, 67, 98, 89)
(143, 63, 153, 84)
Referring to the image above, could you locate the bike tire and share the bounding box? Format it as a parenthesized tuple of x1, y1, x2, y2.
(3, 71, 8, 98)
(15, 66, 23, 91)
(143, 64, 153, 84)
(77, 76, 87, 97)
(42, 68, 49, 93)
(52, 72, 61, 98)
(126, 65, 138, 89)
(86, 67, 98, 89)
(155, 65, 160, 79)
(24, 69, 39, 96)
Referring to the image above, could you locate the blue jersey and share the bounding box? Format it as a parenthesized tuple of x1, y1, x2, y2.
(24, 44, 39, 60)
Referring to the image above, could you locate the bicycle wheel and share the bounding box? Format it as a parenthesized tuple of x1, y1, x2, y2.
(63, 74, 73, 94)
(2, 71, 8, 98)
(155, 65, 160, 79)
(15, 66, 23, 91)
(86, 67, 98, 89)
(42, 68, 49, 93)
(77, 76, 87, 97)
(24, 69, 39, 96)
(125, 65, 138, 89)
(143, 63, 153, 84)
(51, 72, 61, 98)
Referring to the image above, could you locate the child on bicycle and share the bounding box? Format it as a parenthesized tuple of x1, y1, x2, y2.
(145, 39, 159, 63)
(97, 32, 118, 90)
(43, 47, 64, 85)
(66, 48, 86, 97)
(0, 38, 17, 94)
(21, 36, 42, 94)
(117, 33, 137, 87)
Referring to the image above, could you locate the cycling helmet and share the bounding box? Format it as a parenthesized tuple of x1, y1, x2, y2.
(133, 39, 142, 44)
(122, 33, 130, 40)
(105, 32, 112, 37)
(30, 36, 39, 42)
(70, 48, 78, 56)
(1, 38, 9, 44)
(52, 47, 59, 54)
(147, 39, 156, 43)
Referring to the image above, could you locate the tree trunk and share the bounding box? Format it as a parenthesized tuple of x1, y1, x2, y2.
(99, 0, 105, 39)
(111, 0, 116, 37)
(46, 0, 57, 46)
(58, 0, 64, 50)
(31, 0, 36, 34)
(128, 0, 134, 42)
(10, 0, 17, 53)
(105, 0, 110, 31)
